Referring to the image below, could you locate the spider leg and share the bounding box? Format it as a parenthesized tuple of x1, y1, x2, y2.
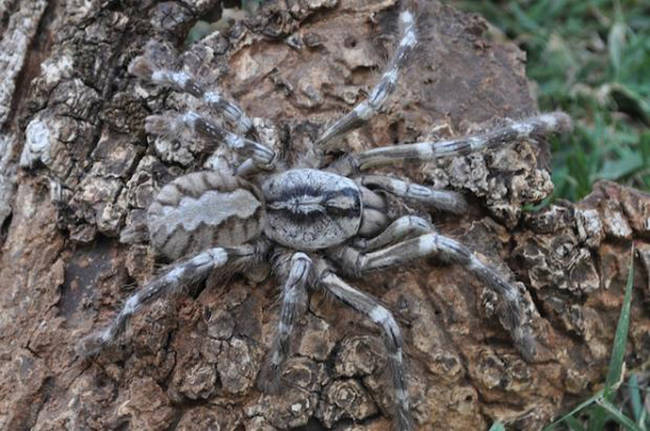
(354, 112, 572, 170)
(77, 243, 261, 358)
(232, 157, 277, 177)
(360, 175, 468, 214)
(329, 233, 536, 360)
(315, 8, 417, 149)
(129, 41, 254, 135)
(316, 268, 413, 431)
(233, 158, 258, 176)
(258, 252, 312, 393)
(145, 110, 275, 167)
(327, 112, 572, 175)
(356, 215, 434, 251)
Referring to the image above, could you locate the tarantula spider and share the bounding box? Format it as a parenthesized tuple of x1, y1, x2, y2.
(78, 2, 571, 430)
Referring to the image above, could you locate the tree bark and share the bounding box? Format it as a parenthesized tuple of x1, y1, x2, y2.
(1, 0, 648, 430)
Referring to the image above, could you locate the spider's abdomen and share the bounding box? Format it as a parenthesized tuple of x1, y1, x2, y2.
(148, 171, 264, 260)
(262, 169, 362, 250)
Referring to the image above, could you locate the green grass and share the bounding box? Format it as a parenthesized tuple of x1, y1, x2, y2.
(458, 0, 650, 201)
(490, 251, 647, 430)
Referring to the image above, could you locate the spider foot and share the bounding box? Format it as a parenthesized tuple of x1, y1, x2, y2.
(500, 294, 540, 362)
(256, 361, 285, 395)
(76, 331, 110, 359)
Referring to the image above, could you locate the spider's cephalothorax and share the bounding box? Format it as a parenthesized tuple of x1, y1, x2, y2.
(77, 2, 572, 430)
(262, 169, 365, 250)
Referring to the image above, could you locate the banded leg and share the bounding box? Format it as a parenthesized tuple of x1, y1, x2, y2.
(360, 175, 468, 214)
(317, 270, 412, 431)
(316, 7, 417, 148)
(233, 157, 276, 177)
(233, 158, 258, 177)
(329, 233, 536, 360)
(354, 112, 572, 170)
(77, 244, 258, 357)
(259, 252, 312, 392)
(145, 111, 275, 167)
(129, 41, 254, 134)
(356, 215, 434, 251)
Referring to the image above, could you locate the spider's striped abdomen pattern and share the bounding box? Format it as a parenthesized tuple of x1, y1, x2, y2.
(147, 171, 264, 260)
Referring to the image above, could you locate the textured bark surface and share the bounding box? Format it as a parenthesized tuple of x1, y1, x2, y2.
(1, 0, 649, 430)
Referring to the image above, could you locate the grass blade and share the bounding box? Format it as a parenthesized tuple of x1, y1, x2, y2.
(590, 248, 635, 429)
(543, 390, 603, 430)
(564, 414, 586, 431)
(604, 249, 635, 397)
(628, 374, 643, 423)
(609, 21, 627, 78)
(488, 422, 506, 431)
(596, 398, 644, 431)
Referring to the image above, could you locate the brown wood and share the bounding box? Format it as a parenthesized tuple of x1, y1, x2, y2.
(1, 0, 648, 429)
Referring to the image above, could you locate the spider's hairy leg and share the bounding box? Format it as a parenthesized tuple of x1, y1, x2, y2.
(233, 157, 277, 177)
(315, 5, 417, 148)
(129, 41, 254, 134)
(356, 215, 434, 251)
(145, 111, 275, 167)
(352, 112, 572, 170)
(77, 244, 258, 358)
(329, 233, 537, 361)
(233, 158, 258, 176)
(360, 175, 468, 214)
(258, 252, 312, 393)
(316, 268, 413, 431)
